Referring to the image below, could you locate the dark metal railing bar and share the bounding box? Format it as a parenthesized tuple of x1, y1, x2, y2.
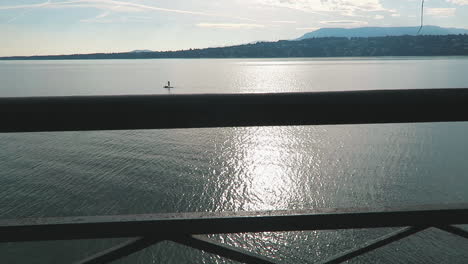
(73, 237, 162, 264)
(172, 235, 281, 264)
(1, 88, 468, 133)
(1, 204, 467, 243)
(318, 226, 428, 264)
(436, 225, 468, 239)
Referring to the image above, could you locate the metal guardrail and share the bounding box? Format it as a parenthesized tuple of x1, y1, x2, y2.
(1, 88, 468, 133)
(1, 88, 468, 263)
(0, 205, 467, 264)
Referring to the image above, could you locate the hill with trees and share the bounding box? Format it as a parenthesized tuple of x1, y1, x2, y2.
(1, 34, 467, 60)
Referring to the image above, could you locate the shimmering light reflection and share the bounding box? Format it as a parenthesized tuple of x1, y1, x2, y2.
(218, 126, 312, 211)
(234, 64, 304, 93)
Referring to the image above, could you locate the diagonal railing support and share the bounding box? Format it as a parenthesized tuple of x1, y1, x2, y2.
(172, 235, 281, 264)
(318, 226, 428, 264)
(74, 237, 162, 264)
(436, 225, 468, 240)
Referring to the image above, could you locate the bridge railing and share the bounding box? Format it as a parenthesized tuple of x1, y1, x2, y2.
(1, 88, 467, 263)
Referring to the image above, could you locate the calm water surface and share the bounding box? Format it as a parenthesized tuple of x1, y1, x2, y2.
(0, 57, 468, 263)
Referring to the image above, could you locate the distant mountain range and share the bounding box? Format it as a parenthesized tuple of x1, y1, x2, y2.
(297, 26, 468, 40)
(1, 34, 467, 60)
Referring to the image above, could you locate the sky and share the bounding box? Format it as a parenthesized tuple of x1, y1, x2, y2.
(0, 0, 467, 56)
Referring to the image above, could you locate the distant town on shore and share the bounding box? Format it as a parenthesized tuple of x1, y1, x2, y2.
(2, 26, 467, 60)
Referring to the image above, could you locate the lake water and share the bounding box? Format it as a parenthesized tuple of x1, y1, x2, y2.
(0, 57, 468, 263)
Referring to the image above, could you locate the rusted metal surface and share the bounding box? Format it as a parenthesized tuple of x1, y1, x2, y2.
(1, 88, 468, 133)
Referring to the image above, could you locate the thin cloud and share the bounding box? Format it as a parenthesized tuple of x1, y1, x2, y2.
(0, 0, 259, 22)
(7, 8, 34, 23)
(319, 20, 369, 27)
(447, 0, 468, 5)
(4, 0, 51, 24)
(272, 20, 297, 24)
(197, 23, 265, 29)
(427, 8, 456, 17)
(0, 0, 51, 10)
(296, 27, 319, 31)
(256, 0, 389, 16)
(80, 10, 110, 22)
(96, 11, 110, 18)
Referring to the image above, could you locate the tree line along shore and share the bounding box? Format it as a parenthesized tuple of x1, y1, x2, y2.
(2, 34, 467, 60)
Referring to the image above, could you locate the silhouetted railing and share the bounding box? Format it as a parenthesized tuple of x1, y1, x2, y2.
(1, 88, 467, 263)
(1, 88, 468, 132)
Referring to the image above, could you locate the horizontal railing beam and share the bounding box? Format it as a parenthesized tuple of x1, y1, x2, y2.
(0, 204, 467, 243)
(1, 88, 468, 133)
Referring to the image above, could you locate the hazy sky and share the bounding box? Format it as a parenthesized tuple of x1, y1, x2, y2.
(1, 0, 467, 56)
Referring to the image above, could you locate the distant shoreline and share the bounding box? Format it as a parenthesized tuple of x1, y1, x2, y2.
(1, 55, 468, 62)
(1, 35, 467, 61)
